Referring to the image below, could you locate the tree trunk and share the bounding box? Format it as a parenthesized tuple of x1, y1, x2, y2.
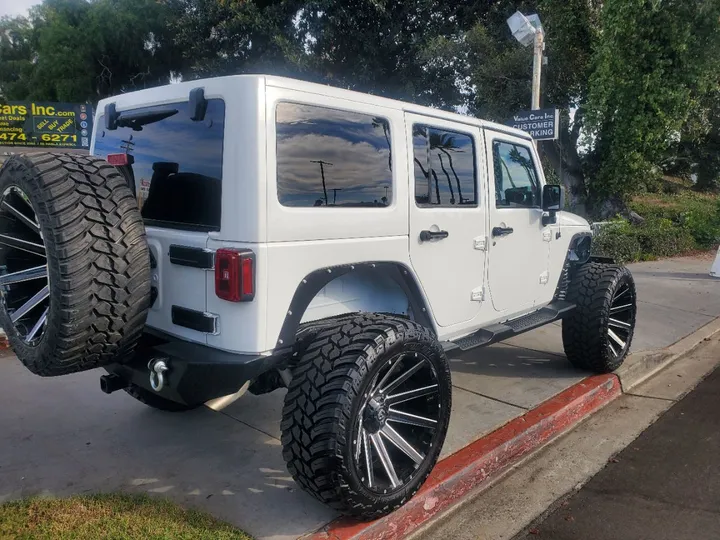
(540, 108, 588, 216)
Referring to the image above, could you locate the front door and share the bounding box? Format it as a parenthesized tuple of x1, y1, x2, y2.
(406, 114, 486, 327)
(485, 131, 550, 314)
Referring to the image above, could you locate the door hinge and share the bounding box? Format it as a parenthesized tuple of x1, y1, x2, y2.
(542, 230, 552, 242)
(473, 236, 487, 251)
(539, 271, 550, 285)
(471, 286, 485, 302)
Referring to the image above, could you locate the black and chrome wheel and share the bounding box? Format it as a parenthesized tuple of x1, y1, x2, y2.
(281, 314, 452, 519)
(352, 349, 443, 494)
(606, 279, 634, 359)
(0, 186, 49, 344)
(563, 262, 637, 373)
(0, 153, 151, 376)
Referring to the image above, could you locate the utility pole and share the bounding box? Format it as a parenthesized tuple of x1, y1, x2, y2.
(531, 29, 544, 112)
(310, 160, 333, 206)
(531, 29, 544, 148)
(508, 11, 545, 148)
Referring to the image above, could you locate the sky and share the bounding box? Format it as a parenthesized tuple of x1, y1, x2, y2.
(0, 0, 40, 17)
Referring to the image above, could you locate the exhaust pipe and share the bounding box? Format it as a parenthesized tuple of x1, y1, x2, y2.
(100, 373, 129, 394)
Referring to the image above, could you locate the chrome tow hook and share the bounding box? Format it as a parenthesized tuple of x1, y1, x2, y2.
(148, 358, 170, 392)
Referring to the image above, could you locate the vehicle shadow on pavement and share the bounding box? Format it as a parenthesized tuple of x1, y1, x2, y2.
(446, 343, 588, 411)
(449, 343, 583, 379)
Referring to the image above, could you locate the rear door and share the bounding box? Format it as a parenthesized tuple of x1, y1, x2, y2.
(93, 99, 226, 344)
(406, 114, 487, 327)
(484, 131, 549, 314)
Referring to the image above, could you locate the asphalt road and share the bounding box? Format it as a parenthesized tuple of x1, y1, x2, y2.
(516, 364, 720, 540)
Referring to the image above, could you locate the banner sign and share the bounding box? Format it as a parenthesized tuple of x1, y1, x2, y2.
(507, 108, 560, 141)
(0, 102, 93, 149)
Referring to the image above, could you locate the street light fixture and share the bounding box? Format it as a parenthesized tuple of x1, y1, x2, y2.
(507, 11, 545, 112)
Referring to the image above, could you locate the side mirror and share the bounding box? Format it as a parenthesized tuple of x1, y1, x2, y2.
(542, 185, 565, 226)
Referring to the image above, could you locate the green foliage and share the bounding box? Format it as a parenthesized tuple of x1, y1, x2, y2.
(169, 0, 304, 81)
(584, 0, 720, 203)
(629, 192, 720, 248)
(0, 17, 34, 100)
(592, 217, 697, 264)
(0, 493, 251, 539)
(0, 0, 182, 102)
(594, 191, 720, 263)
(0, 0, 718, 213)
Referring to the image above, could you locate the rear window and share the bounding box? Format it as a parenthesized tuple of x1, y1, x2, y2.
(94, 99, 225, 231)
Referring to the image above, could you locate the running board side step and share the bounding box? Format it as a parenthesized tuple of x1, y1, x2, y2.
(452, 301, 576, 352)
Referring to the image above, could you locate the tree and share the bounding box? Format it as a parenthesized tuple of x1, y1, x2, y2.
(423, 0, 602, 213)
(291, 0, 467, 107)
(0, 16, 35, 101)
(584, 0, 720, 215)
(168, 0, 305, 80)
(0, 0, 182, 102)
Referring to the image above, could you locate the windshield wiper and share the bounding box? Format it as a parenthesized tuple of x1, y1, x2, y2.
(116, 108, 178, 131)
(104, 103, 178, 131)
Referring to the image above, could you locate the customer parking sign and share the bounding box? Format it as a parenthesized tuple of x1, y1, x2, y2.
(506, 109, 560, 141)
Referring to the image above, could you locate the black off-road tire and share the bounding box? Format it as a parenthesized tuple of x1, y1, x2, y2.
(0, 153, 151, 376)
(124, 384, 200, 412)
(562, 262, 637, 373)
(280, 313, 452, 519)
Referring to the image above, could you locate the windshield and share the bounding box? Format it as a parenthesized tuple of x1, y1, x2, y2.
(94, 99, 225, 231)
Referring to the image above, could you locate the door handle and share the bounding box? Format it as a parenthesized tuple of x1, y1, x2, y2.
(420, 230, 449, 242)
(492, 226, 514, 237)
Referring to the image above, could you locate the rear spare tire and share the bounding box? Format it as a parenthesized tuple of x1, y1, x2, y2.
(0, 153, 151, 376)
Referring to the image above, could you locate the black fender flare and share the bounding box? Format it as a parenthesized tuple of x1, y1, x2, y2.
(554, 231, 593, 301)
(274, 262, 435, 349)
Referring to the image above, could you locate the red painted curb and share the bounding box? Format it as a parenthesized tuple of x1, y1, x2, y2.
(309, 374, 621, 540)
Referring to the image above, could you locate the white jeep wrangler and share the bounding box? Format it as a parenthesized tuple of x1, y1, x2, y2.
(0, 75, 637, 519)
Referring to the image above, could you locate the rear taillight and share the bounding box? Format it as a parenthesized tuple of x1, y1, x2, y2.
(215, 249, 255, 302)
(107, 153, 131, 166)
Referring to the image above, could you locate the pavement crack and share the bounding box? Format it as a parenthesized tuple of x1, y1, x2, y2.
(217, 410, 280, 441)
(625, 393, 677, 403)
(452, 385, 529, 410)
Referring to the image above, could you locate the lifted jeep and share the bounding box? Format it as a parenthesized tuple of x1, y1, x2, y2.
(0, 75, 636, 519)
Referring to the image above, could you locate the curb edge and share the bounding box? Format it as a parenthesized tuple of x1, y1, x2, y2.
(616, 317, 720, 392)
(310, 373, 621, 540)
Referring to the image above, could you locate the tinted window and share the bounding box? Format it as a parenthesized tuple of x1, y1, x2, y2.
(493, 141, 540, 208)
(413, 126, 477, 207)
(276, 103, 392, 207)
(94, 99, 225, 231)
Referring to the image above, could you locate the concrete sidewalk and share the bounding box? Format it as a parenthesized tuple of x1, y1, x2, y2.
(0, 254, 717, 540)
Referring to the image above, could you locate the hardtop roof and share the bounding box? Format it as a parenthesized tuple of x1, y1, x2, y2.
(96, 74, 532, 141)
(262, 74, 531, 140)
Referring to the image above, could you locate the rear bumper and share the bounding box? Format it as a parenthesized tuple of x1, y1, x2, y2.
(106, 331, 283, 406)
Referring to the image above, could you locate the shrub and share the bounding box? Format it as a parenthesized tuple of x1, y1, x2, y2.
(592, 220, 642, 264)
(592, 217, 697, 264)
(629, 192, 720, 248)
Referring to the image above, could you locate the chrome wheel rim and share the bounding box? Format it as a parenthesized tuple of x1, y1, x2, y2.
(0, 186, 49, 344)
(607, 282, 634, 358)
(353, 352, 442, 494)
